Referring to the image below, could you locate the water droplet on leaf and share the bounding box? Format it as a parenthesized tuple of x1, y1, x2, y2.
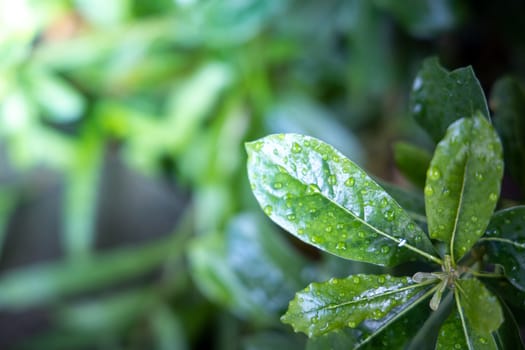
(264, 205, 273, 215)
(424, 185, 434, 196)
(336, 242, 347, 250)
(345, 177, 355, 187)
(273, 182, 283, 189)
(328, 175, 337, 185)
(291, 142, 302, 153)
(428, 167, 441, 180)
(380, 246, 391, 254)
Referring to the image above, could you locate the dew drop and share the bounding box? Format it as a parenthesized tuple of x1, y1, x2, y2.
(345, 177, 355, 187)
(475, 172, 484, 181)
(348, 321, 357, 328)
(328, 175, 337, 185)
(298, 228, 305, 235)
(336, 223, 344, 230)
(380, 197, 388, 208)
(489, 192, 498, 201)
(424, 185, 434, 196)
(264, 205, 273, 215)
(273, 182, 283, 189)
(358, 231, 366, 238)
(307, 183, 321, 194)
(325, 226, 333, 233)
(287, 214, 296, 221)
(380, 246, 391, 254)
(329, 278, 338, 285)
(352, 276, 360, 284)
(253, 141, 263, 150)
(384, 210, 395, 221)
(428, 167, 441, 180)
(291, 142, 302, 153)
(377, 276, 386, 284)
(336, 242, 347, 250)
(312, 235, 323, 244)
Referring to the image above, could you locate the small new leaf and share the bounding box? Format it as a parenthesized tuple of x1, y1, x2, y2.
(281, 274, 435, 338)
(409, 57, 490, 143)
(482, 206, 525, 291)
(425, 115, 503, 263)
(246, 134, 438, 267)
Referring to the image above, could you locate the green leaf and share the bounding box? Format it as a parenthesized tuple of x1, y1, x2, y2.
(481, 206, 525, 291)
(493, 298, 525, 350)
(425, 115, 503, 262)
(188, 213, 306, 320)
(393, 141, 432, 189)
(281, 274, 436, 338)
(373, 0, 458, 38)
(436, 307, 497, 350)
(456, 279, 503, 334)
(409, 57, 490, 143)
(481, 278, 525, 310)
(491, 77, 525, 192)
(246, 134, 438, 267)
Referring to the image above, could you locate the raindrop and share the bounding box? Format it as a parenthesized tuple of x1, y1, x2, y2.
(312, 235, 323, 244)
(307, 183, 321, 194)
(325, 226, 333, 233)
(329, 278, 338, 285)
(384, 210, 395, 221)
(348, 321, 357, 328)
(264, 205, 273, 215)
(336, 242, 347, 250)
(380, 246, 391, 254)
(413, 76, 423, 91)
(475, 172, 484, 181)
(380, 198, 388, 208)
(345, 177, 355, 187)
(424, 185, 434, 196)
(377, 276, 386, 284)
(291, 142, 302, 153)
(489, 192, 498, 201)
(352, 276, 360, 284)
(336, 223, 344, 230)
(398, 239, 407, 247)
(328, 175, 337, 185)
(287, 214, 296, 221)
(298, 228, 305, 235)
(332, 155, 340, 162)
(428, 167, 441, 180)
(273, 182, 283, 189)
(253, 141, 263, 150)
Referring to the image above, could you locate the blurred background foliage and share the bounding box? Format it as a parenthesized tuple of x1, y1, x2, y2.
(0, 0, 524, 349)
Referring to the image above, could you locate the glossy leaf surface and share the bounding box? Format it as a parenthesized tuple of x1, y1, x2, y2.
(491, 77, 525, 191)
(456, 279, 503, 334)
(393, 141, 431, 189)
(482, 206, 525, 291)
(246, 134, 437, 267)
(436, 308, 497, 350)
(425, 115, 503, 262)
(409, 57, 489, 143)
(281, 274, 435, 337)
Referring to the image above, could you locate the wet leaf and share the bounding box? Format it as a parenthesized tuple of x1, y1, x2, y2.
(188, 212, 306, 320)
(393, 141, 432, 189)
(246, 134, 438, 267)
(436, 307, 497, 350)
(456, 279, 503, 334)
(281, 274, 435, 338)
(493, 298, 525, 350)
(425, 115, 503, 262)
(491, 77, 525, 192)
(409, 57, 489, 143)
(481, 206, 525, 291)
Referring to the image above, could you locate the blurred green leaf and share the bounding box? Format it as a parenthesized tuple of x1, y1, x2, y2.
(150, 304, 189, 350)
(373, 0, 458, 38)
(424, 115, 503, 262)
(188, 212, 306, 321)
(409, 57, 489, 143)
(242, 331, 304, 350)
(481, 206, 525, 291)
(0, 218, 190, 309)
(393, 141, 431, 189)
(246, 134, 438, 267)
(491, 77, 525, 192)
(282, 274, 435, 338)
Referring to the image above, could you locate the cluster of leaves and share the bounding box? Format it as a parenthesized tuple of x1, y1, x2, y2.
(247, 58, 525, 349)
